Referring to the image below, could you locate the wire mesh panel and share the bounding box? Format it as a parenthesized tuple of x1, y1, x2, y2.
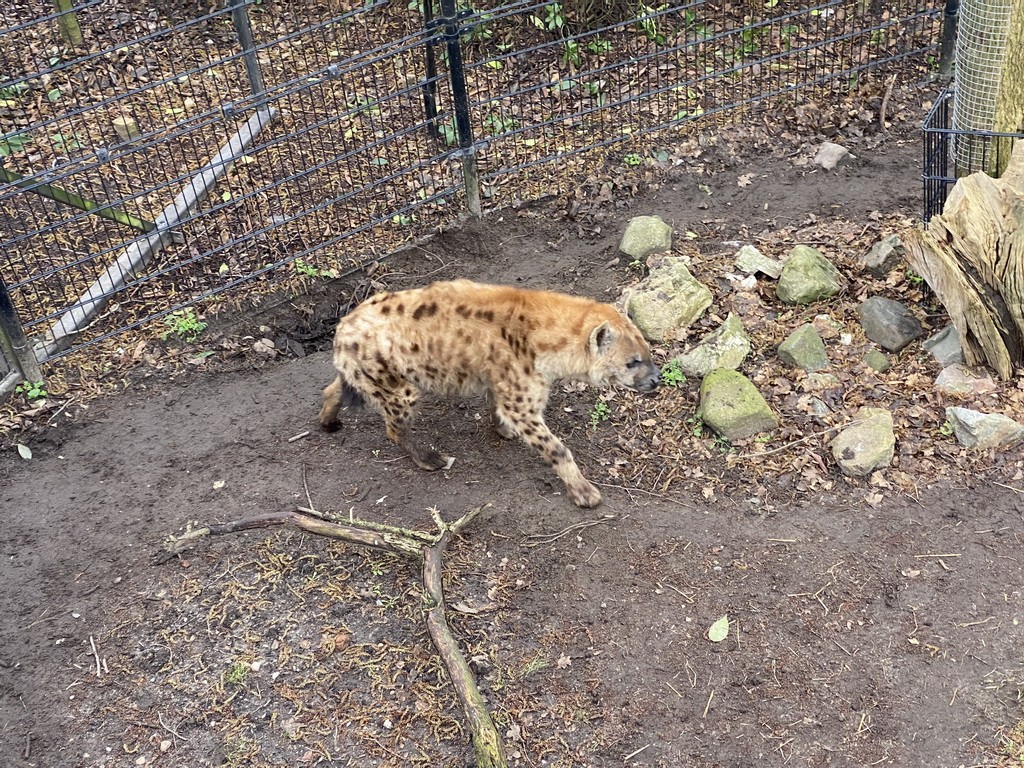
(0, 0, 942, 367)
(0, 0, 459, 360)
(456, 0, 941, 195)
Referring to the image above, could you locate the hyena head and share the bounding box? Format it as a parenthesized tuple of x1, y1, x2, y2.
(587, 314, 661, 393)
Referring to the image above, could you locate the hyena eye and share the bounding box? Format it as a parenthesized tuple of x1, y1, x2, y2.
(626, 358, 644, 370)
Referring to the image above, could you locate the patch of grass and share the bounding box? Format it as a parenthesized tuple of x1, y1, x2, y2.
(661, 359, 686, 387)
(222, 660, 249, 687)
(16, 380, 47, 402)
(161, 308, 207, 342)
(998, 720, 1024, 766)
(589, 399, 611, 430)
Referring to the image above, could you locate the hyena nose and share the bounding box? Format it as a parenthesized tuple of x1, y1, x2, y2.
(640, 364, 660, 392)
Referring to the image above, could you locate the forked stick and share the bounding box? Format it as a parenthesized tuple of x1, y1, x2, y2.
(161, 503, 507, 768)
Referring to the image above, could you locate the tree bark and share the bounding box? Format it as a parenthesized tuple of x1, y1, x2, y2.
(993, 1, 1024, 175)
(52, 0, 84, 46)
(904, 141, 1024, 380)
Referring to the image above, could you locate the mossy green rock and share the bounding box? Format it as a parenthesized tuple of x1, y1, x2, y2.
(830, 407, 895, 477)
(778, 324, 830, 371)
(862, 348, 890, 373)
(619, 215, 673, 260)
(674, 313, 751, 377)
(776, 245, 842, 305)
(625, 257, 713, 342)
(699, 369, 779, 441)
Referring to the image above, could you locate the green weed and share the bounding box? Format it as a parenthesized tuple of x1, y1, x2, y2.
(161, 309, 207, 342)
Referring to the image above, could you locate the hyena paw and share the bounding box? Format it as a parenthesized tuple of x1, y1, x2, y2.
(493, 421, 516, 440)
(412, 447, 455, 472)
(568, 480, 602, 508)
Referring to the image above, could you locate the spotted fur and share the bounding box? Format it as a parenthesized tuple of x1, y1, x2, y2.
(319, 280, 660, 507)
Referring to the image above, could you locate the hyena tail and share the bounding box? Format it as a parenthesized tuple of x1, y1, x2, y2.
(319, 373, 365, 432)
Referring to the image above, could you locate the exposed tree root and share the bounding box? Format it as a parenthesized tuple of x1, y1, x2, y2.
(161, 503, 507, 768)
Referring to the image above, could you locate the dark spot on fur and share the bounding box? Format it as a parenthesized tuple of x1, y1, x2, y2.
(413, 304, 435, 320)
(456, 304, 471, 318)
(475, 309, 494, 322)
(380, 305, 391, 315)
(347, 341, 360, 353)
(396, 303, 405, 314)
(410, 342, 419, 353)
(515, 395, 524, 404)
(551, 446, 568, 461)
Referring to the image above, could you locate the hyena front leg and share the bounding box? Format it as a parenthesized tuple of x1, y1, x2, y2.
(493, 389, 601, 508)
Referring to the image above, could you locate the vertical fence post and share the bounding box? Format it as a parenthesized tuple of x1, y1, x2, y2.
(421, 0, 441, 140)
(0, 276, 43, 386)
(436, 0, 482, 218)
(937, 0, 959, 82)
(228, 0, 268, 109)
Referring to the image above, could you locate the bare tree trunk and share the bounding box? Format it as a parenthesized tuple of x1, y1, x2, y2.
(52, 0, 83, 46)
(904, 142, 1024, 380)
(993, 1, 1024, 174)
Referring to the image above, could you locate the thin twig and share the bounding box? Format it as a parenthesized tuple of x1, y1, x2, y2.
(89, 635, 102, 678)
(735, 420, 866, 459)
(591, 481, 693, 508)
(47, 396, 76, 425)
(520, 514, 618, 547)
(879, 73, 897, 133)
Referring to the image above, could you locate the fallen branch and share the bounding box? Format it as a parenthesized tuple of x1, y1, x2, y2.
(161, 503, 507, 768)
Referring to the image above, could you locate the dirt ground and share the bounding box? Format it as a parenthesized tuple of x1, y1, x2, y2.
(4, 96, 1024, 768)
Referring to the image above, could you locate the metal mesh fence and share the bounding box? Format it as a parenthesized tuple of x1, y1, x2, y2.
(951, 0, 1013, 172)
(0, 0, 942, 375)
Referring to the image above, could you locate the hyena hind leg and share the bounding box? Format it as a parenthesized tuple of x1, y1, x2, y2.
(319, 375, 366, 432)
(375, 387, 454, 472)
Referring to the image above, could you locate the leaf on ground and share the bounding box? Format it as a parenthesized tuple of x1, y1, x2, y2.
(17, 444, 32, 460)
(708, 615, 729, 642)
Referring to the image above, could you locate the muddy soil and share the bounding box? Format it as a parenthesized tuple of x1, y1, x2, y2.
(3, 119, 1024, 768)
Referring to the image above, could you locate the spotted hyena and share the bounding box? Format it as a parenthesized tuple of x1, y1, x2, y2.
(319, 280, 660, 507)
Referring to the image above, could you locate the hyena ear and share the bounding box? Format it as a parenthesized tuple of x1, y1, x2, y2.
(589, 321, 616, 356)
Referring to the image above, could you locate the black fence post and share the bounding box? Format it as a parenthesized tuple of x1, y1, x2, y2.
(436, 0, 482, 217)
(228, 0, 269, 108)
(0, 276, 43, 387)
(422, 0, 441, 140)
(937, 0, 959, 83)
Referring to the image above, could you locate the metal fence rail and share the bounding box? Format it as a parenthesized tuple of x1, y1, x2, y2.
(0, 0, 943, 387)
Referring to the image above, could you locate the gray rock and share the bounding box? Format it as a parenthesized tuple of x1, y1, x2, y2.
(856, 296, 923, 352)
(734, 245, 783, 279)
(935, 363, 997, 396)
(776, 245, 842, 305)
(625, 256, 713, 342)
(923, 325, 965, 367)
(699, 369, 778, 441)
(809, 397, 832, 416)
(619, 215, 673, 260)
(945, 407, 1024, 450)
(778, 324, 830, 371)
(861, 234, 904, 277)
(814, 141, 854, 170)
(862, 348, 891, 373)
(806, 372, 841, 390)
(830, 407, 895, 477)
(673, 313, 751, 377)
